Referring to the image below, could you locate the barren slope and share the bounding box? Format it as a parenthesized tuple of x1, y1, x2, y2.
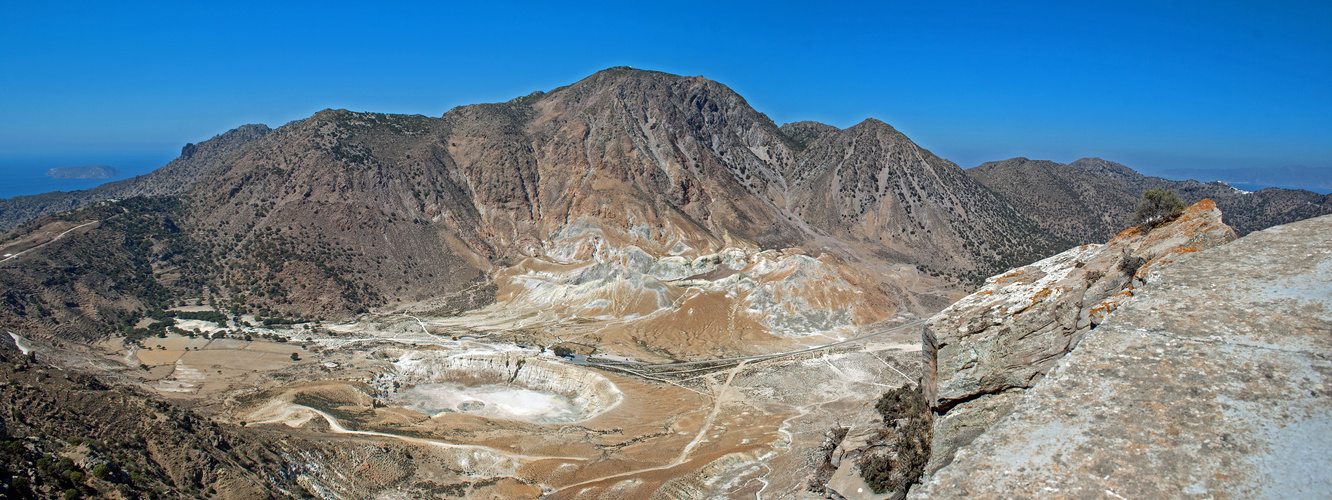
(788, 121, 1067, 283)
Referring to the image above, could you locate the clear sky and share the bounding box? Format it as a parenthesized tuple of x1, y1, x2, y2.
(2, 0, 1329, 177)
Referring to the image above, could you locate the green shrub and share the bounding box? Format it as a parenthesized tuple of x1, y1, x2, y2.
(1134, 188, 1185, 229)
(860, 384, 932, 495)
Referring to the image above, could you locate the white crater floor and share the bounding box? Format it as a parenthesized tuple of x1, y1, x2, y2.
(394, 382, 583, 423)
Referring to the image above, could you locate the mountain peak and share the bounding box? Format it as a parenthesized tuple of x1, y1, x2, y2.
(565, 66, 697, 90)
(1067, 157, 1141, 181)
(852, 117, 894, 130)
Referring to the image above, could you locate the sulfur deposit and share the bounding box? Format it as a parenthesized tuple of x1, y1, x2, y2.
(387, 351, 622, 422)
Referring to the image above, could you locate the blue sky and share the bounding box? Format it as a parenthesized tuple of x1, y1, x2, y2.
(2, 0, 1329, 178)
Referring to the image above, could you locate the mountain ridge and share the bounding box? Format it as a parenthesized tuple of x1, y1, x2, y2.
(969, 156, 1332, 243)
(4, 67, 1326, 349)
(2, 67, 1034, 348)
(0, 124, 271, 231)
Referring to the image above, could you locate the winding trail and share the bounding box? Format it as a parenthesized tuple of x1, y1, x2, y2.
(550, 360, 750, 496)
(271, 318, 925, 496)
(0, 220, 99, 264)
(268, 405, 592, 463)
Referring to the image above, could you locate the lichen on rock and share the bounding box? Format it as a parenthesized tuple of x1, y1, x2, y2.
(913, 212, 1332, 499)
(920, 200, 1237, 473)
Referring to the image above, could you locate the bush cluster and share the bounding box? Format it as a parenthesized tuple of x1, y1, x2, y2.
(859, 383, 932, 495)
(1134, 188, 1185, 229)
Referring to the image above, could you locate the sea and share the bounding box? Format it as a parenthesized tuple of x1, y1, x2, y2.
(1223, 182, 1332, 195)
(0, 153, 176, 200)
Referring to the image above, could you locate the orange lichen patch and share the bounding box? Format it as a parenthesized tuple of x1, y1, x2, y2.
(1089, 290, 1133, 324)
(1142, 200, 1232, 247)
(1030, 287, 1054, 305)
(991, 267, 1041, 287)
(1109, 225, 1144, 243)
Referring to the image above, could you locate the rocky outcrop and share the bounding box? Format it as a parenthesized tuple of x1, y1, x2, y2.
(912, 212, 1332, 499)
(921, 200, 1237, 473)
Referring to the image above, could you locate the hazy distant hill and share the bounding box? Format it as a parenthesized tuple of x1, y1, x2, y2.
(968, 157, 1332, 243)
(0, 124, 270, 231)
(1159, 165, 1332, 193)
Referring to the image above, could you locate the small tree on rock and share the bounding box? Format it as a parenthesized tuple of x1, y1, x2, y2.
(1134, 188, 1186, 229)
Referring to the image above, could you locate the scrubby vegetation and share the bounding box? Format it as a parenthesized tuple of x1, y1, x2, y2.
(806, 425, 850, 494)
(1134, 188, 1186, 229)
(859, 383, 932, 495)
(0, 197, 220, 341)
(0, 344, 297, 498)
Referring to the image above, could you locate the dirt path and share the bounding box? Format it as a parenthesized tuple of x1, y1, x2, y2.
(588, 319, 925, 370)
(272, 404, 594, 463)
(0, 220, 98, 264)
(549, 360, 749, 495)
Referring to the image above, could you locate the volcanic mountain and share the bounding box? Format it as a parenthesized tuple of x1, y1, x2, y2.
(2, 67, 1063, 356)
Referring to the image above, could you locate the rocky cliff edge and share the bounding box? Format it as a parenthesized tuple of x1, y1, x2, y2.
(913, 211, 1331, 498)
(921, 200, 1238, 474)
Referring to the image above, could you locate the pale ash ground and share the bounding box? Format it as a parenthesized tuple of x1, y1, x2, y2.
(76, 307, 921, 499)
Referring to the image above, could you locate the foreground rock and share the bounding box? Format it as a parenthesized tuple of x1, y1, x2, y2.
(913, 213, 1332, 498)
(921, 200, 1236, 472)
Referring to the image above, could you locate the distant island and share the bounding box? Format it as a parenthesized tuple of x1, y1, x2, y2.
(45, 164, 120, 179)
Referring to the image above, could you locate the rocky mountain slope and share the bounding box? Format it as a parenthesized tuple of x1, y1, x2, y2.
(968, 157, 1332, 243)
(0, 124, 271, 232)
(913, 212, 1332, 499)
(0, 197, 214, 342)
(964, 157, 1139, 244)
(920, 200, 1237, 475)
(787, 122, 1064, 283)
(0, 334, 299, 499)
(2, 68, 1063, 353)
